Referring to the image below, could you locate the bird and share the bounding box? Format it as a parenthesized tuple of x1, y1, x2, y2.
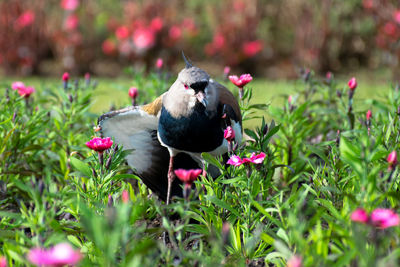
(97, 53, 242, 204)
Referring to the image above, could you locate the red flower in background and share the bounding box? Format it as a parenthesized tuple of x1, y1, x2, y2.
(133, 28, 155, 51)
(394, 10, 400, 24)
(242, 40, 263, 57)
(150, 17, 163, 32)
(383, 22, 397, 38)
(102, 39, 116, 55)
(169, 25, 182, 41)
(15, 10, 35, 30)
(64, 14, 79, 31)
(156, 58, 163, 69)
(115, 26, 130, 40)
(61, 0, 79, 11)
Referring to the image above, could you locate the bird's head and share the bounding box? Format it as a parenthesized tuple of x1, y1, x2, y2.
(164, 53, 219, 117)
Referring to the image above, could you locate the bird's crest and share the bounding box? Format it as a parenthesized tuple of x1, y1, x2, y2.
(181, 51, 193, 69)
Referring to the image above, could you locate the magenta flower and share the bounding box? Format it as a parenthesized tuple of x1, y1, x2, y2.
(84, 72, 90, 81)
(15, 10, 35, 29)
(174, 169, 202, 187)
(62, 72, 70, 82)
(133, 28, 155, 50)
(102, 39, 116, 55)
(248, 152, 266, 164)
(0, 256, 7, 267)
(350, 208, 369, 224)
(224, 126, 235, 142)
(387, 150, 397, 170)
(287, 255, 302, 267)
(156, 58, 163, 69)
(227, 155, 243, 166)
(223, 66, 231, 76)
(12, 81, 25, 91)
(64, 14, 79, 31)
(348, 77, 357, 91)
(115, 26, 130, 40)
(242, 40, 263, 57)
(366, 110, 372, 121)
(86, 137, 113, 153)
(288, 95, 293, 104)
(128, 87, 138, 99)
(371, 209, 400, 229)
(122, 190, 129, 203)
(28, 243, 82, 267)
(17, 86, 35, 98)
(60, 0, 79, 11)
(169, 25, 182, 41)
(150, 17, 163, 32)
(229, 74, 253, 88)
(394, 10, 400, 24)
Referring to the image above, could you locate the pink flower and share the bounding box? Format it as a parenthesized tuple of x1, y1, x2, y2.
(366, 110, 372, 121)
(394, 10, 400, 24)
(156, 58, 163, 69)
(102, 39, 116, 55)
(242, 152, 266, 165)
(229, 74, 253, 88)
(348, 77, 357, 91)
(227, 155, 243, 166)
(224, 126, 235, 142)
(84, 72, 90, 80)
(287, 255, 302, 267)
(122, 190, 129, 203)
(242, 40, 263, 57)
(64, 14, 79, 31)
(288, 95, 293, 104)
(15, 10, 35, 29)
(12, 81, 25, 91)
(174, 169, 202, 186)
(18, 86, 35, 98)
(350, 208, 369, 224)
(371, 209, 400, 229)
(387, 150, 397, 168)
(86, 137, 113, 153)
(60, 0, 79, 11)
(0, 256, 7, 267)
(115, 26, 130, 40)
(28, 243, 81, 267)
(133, 28, 155, 50)
(223, 66, 230, 76)
(150, 17, 163, 32)
(62, 72, 70, 82)
(128, 87, 138, 99)
(169, 25, 182, 41)
(383, 22, 397, 37)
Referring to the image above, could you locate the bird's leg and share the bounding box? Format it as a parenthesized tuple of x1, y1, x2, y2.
(166, 156, 175, 205)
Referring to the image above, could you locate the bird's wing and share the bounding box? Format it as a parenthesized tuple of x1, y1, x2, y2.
(97, 96, 200, 200)
(214, 82, 242, 125)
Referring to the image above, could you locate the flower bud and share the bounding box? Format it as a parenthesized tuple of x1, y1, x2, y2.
(348, 77, 357, 91)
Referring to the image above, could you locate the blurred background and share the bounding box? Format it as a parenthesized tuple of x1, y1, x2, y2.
(1, 0, 399, 82)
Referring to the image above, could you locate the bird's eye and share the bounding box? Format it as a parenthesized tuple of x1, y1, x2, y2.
(184, 84, 189, 90)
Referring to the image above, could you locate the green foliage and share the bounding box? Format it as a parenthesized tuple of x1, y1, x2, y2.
(1, 70, 400, 266)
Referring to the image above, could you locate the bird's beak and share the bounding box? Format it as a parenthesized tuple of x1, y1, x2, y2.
(196, 91, 208, 107)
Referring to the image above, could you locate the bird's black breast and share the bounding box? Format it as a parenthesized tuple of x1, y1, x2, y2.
(158, 105, 223, 153)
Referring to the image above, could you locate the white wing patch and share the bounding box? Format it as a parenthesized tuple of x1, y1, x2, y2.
(100, 108, 158, 173)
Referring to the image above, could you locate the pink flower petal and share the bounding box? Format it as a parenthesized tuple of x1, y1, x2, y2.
(350, 208, 369, 224)
(227, 155, 243, 166)
(371, 208, 400, 229)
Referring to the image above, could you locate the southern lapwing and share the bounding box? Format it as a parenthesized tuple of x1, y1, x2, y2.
(98, 54, 242, 203)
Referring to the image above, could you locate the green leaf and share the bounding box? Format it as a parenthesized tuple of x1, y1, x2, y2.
(69, 157, 92, 177)
(205, 196, 240, 218)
